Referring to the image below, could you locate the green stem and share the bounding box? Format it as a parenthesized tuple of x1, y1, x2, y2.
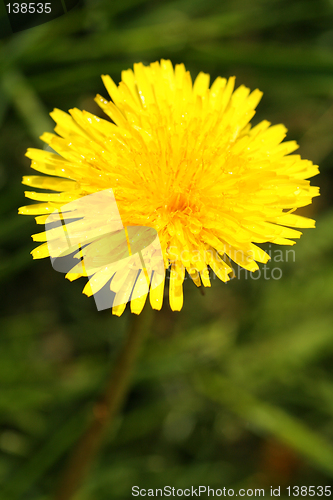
(55, 306, 153, 500)
(1, 67, 53, 142)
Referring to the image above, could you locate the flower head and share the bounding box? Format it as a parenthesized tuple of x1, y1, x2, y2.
(19, 59, 319, 315)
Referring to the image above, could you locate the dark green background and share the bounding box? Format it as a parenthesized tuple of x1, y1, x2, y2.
(0, 0, 80, 37)
(1, 0, 333, 498)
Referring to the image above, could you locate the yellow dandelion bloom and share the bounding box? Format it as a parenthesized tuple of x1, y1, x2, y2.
(19, 59, 319, 315)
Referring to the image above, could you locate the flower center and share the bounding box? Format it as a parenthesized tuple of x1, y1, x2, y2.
(167, 192, 189, 213)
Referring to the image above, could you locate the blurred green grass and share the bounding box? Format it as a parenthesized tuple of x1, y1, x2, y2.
(1, 0, 333, 498)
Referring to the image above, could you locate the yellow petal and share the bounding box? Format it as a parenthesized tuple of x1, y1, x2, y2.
(112, 302, 127, 316)
(130, 293, 148, 315)
(169, 262, 184, 311)
(149, 273, 165, 311)
(31, 243, 49, 259)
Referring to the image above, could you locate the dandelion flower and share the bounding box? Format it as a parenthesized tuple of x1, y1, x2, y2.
(19, 59, 319, 315)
